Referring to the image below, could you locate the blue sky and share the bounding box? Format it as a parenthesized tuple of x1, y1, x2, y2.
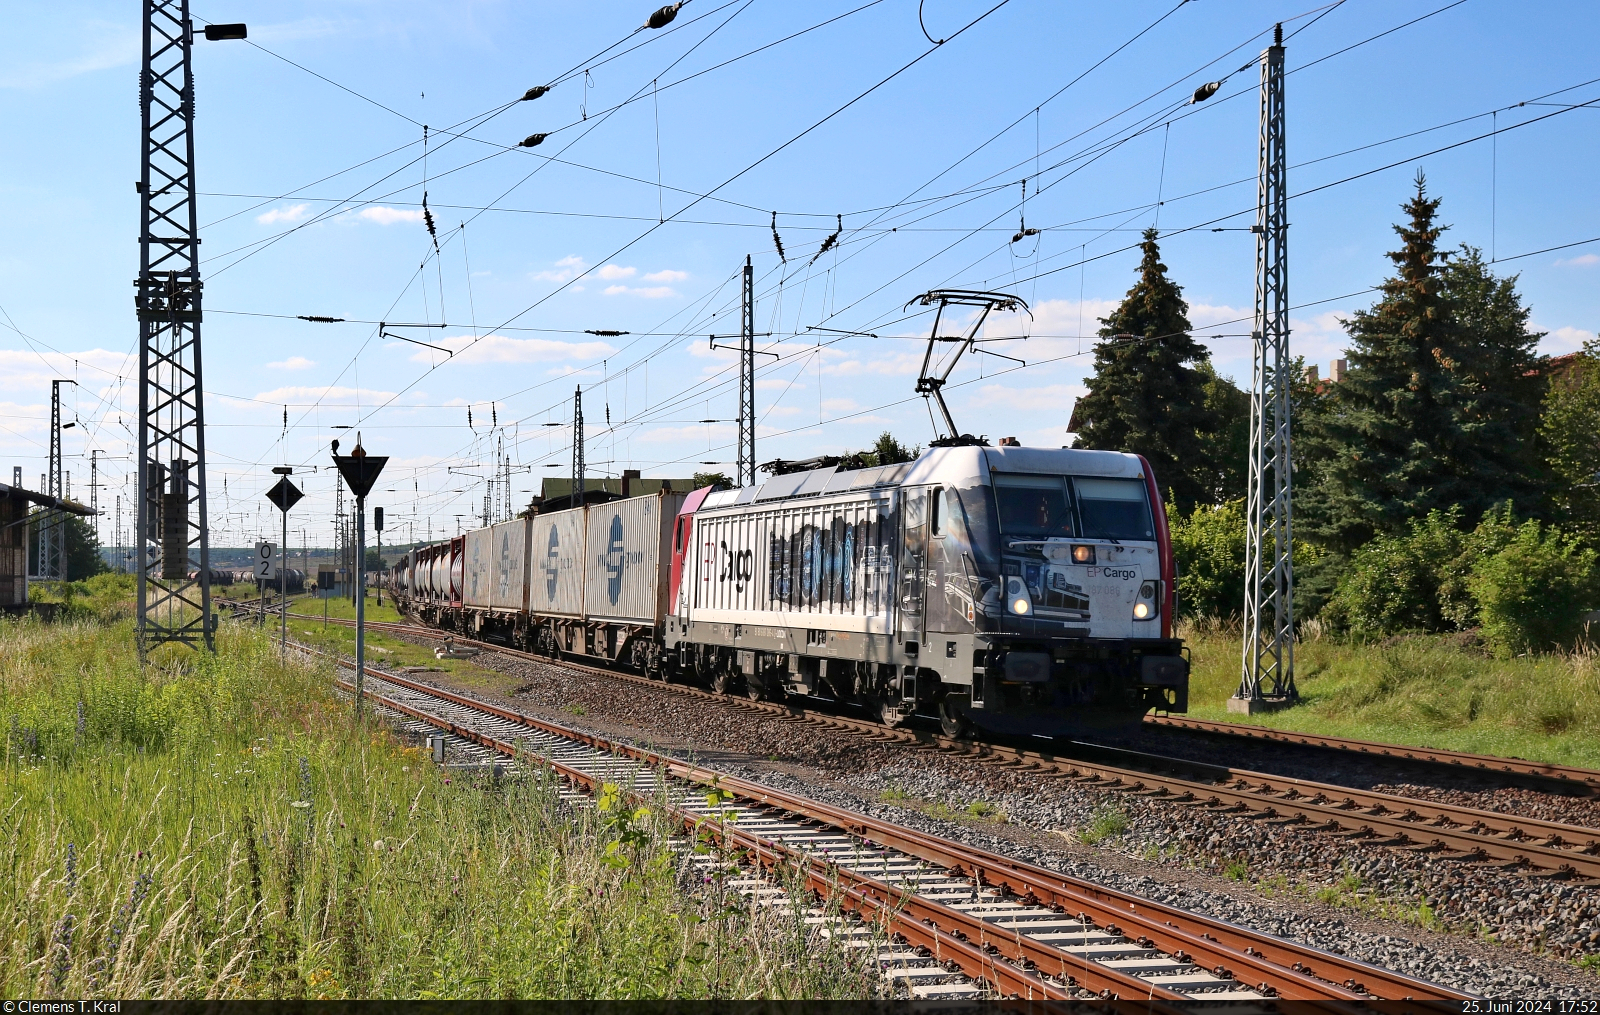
(3, 0, 1597, 550)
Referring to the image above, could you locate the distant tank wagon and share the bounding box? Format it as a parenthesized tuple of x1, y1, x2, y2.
(389, 444, 1188, 738)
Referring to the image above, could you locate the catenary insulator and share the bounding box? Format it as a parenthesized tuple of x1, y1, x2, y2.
(519, 133, 548, 148)
(647, 4, 682, 29)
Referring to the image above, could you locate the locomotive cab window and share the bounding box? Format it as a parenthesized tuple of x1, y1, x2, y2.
(993, 474, 1074, 539)
(1072, 477, 1154, 540)
(929, 487, 943, 536)
(673, 516, 684, 552)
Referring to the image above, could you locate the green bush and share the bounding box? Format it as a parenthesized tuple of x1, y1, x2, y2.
(1171, 500, 1327, 623)
(1325, 510, 1466, 635)
(1468, 519, 1599, 655)
(1323, 506, 1598, 654)
(1171, 500, 1247, 620)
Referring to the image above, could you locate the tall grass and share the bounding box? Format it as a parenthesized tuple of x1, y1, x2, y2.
(1181, 621, 1600, 767)
(0, 616, 877, 998)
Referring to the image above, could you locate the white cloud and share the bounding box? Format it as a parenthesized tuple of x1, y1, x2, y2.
(266, 356, 316, 370)
(821, 350, 923, 378)
(0, 21, 138, 89)
(358, 206, 423, 225)
(642, 269, 688, 283)
(1556, 253, 1600, 267)
(0, 348, 132, 397)
(251, 384, 396, 404)
(638, 422, 735, 444)
(532, 255, 586, 283)
(1542, 325, 1596, 356)
(604, 284, 678, 298)
(256, 204, 310, 225)
(597, 264, 636, 280)
(965, 383, 1083, 412)
(412, 334, 614, 365)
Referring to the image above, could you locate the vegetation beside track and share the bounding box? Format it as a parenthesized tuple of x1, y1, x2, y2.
(1183, 622, 1600, 769)
(0, 614, 876, 999)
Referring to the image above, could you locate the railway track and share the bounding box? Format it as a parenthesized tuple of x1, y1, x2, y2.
(306, 639, 1468, 1003)
(1147, 714, 1600, 795)
(288, 612, 1600, 881)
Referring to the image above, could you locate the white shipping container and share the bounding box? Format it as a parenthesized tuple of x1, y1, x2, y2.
(530, 509, 587, 617)
(463, 528, 494, 608)
(488, 517, 530, 611)
(583, 493, 682, 624)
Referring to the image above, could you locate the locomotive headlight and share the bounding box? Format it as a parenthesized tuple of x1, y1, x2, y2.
(1071, 544, 1095, 564)
(1133, 580, 1159, 621)
(1007, 578, 1032, 615)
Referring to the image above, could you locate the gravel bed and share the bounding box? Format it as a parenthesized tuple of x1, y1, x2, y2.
(377, 639, 1600, 997)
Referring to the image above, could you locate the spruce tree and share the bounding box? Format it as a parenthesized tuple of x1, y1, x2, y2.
(1302, 175, 1537, 553)
(1071, 228, 1216, 512)
(1439, 243, 1547, 508)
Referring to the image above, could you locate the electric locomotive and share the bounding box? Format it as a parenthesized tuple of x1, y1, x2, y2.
(666, 443, 1186, 736)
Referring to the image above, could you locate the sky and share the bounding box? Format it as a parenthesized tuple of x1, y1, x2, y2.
(2, 0, 1598, 553)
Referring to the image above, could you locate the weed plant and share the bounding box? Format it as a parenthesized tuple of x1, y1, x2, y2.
(0, 616, 878, 999)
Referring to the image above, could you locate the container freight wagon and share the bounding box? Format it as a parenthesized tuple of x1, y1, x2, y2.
(463, 517, 531, 617)
(399, 491, 684, 674)
(664, 445, 1188, 737)
(406, 535, 464, 621)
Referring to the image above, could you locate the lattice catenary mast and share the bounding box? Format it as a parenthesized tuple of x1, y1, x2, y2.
(1235, 23, 1296, 710)
(572, 386, 585, 506)
(133, 3, 243, 652)
(738, 255, 755, 487)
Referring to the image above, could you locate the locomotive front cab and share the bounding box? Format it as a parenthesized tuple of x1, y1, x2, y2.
(942, 447, 1188, 736)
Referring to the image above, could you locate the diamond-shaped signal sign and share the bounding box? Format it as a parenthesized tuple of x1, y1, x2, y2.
(265, 476, 303, 513)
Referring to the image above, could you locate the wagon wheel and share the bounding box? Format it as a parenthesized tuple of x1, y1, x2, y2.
(711, 668, 737, 695)
(865, 693, 909, 728)
(938, 696, 972, 739)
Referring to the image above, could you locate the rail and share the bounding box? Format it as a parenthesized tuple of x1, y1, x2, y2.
(1146, 714, 1600, 794)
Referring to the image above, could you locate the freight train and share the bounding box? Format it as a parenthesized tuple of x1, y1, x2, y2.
(194, 568, 307, 593)
(388, 444, 1188, 737)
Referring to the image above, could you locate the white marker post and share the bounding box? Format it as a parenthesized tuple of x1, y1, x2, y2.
(253, 540, 276, 627)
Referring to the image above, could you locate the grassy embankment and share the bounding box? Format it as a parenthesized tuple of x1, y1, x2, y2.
(1181, 622, 1600, 769)
(0, 610, 877, 999)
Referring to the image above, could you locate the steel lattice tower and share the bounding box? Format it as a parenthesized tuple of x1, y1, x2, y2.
(135, 0, 214, 652)
(38, 380, 70, 581)
(572, 386, 585, 506)
(737, 255, 756, 487)
(1236, 24, 1295, 707)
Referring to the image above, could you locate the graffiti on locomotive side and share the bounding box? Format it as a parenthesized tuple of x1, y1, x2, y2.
(766, 519, 884, 607)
